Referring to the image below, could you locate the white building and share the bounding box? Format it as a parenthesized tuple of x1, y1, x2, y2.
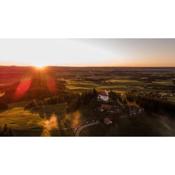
(104, 117, 113, 125)
(98, 90, 109, 102)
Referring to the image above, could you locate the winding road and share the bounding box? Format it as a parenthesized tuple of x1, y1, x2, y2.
(75, 121, 100, 136)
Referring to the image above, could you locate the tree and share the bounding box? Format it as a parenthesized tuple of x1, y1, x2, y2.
(172, 79, 175, 85)
(0, 102, 8, 111)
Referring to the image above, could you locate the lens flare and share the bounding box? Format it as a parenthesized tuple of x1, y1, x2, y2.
(14, 77, 32, 100)
(71, 111, 81, 129)
(41, 114, 59, 136)
(47, 77, 57, 94)
(0, 91, 5, 98)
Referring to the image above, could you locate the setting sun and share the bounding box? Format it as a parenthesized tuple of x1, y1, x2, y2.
(34, 63, 46, 69)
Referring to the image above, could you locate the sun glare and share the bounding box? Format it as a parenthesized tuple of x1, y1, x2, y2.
(34, 63, 46, 69)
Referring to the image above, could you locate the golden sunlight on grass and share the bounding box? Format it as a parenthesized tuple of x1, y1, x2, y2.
(40, 114, 59, 136)
(71, 111, 81, 128)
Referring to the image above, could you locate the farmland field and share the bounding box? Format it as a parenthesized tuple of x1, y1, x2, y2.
(0, 66, 175, 136)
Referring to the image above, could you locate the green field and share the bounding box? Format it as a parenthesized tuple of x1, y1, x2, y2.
(0, 107, 43, 136)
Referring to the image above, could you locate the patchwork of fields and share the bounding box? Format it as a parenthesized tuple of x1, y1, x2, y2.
(0, 67, 175, 136)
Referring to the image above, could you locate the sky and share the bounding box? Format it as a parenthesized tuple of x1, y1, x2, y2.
(0, 39, 175, 67)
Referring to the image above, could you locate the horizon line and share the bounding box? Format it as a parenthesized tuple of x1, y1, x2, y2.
(0, 65, 175, 68)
